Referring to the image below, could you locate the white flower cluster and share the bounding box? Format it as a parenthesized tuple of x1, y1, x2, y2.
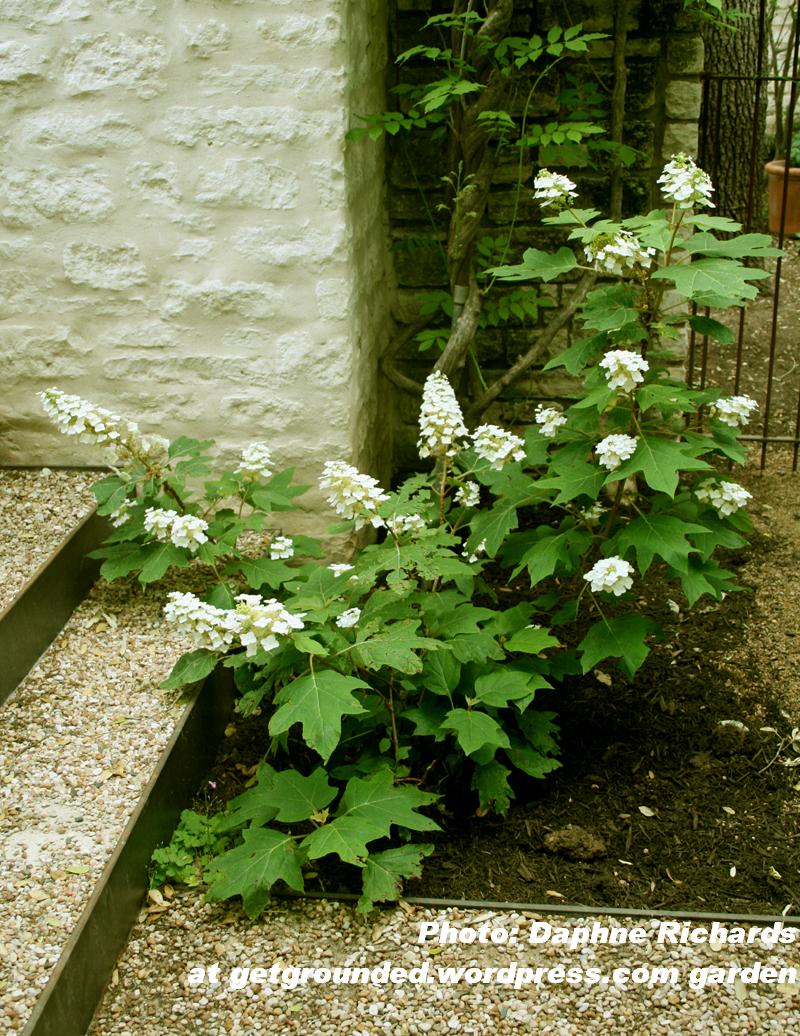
(328, 563, 354, 577)
(236, 442, 273, 480)
(533, 169, 578, 209)
(418, 371, 468, 460)
(657, 153, 714, 209)
(164, 591, 306, 656)
(463, 538, 487, 564)
(584, 231, 655, 277)
(386, 513, 426, 537)
(269, 535, 294, 560)
(163, 592, 242, 652)
(319, 461, 389, 529)
(694, 480, 752, 517)
(235, 594, 306, 655)
(595, 433, 639, 472)
(583, 556, 634, 596)
(599, 350, 649, 393)
(336, 607, 361, 629)
(580, 502, 605, 526)
(455, 481, 481, 509)
(144, 507, 209, 552)
(472, 424, 526, 469)
(534, 405, 568, 439)
(39, 388, 137, 452)
(109, 500, 133, 528)
(710, 395, 758, 428)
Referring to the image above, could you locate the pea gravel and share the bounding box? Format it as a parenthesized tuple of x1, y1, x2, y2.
(0, 572, 200, 1032)
(87, 896, 799, 1035)
(0, 468, 97, 611)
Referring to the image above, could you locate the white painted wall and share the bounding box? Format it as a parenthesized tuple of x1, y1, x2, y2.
(0, 0, 393, 516)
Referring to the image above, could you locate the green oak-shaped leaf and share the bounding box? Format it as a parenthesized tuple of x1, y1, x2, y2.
(473, 666, 549, 711)
(269, 670, 369, 762)
(352, 621, 439, 674)
(652, 258, 770, 308)
(579, 614, 661, 678)
(401, 700, 450, 738)
(441, 708, 511, 756)
(580, 283, 640, 332)
(504, 626, 560, 654)
(683, 232, 782, 259)
(228, 767, 337, 828)
(608, 436, 711, 496)
(488, 246, 577, 283)
(510, 525, 592, 583)
(466, 498, 522, 557)
(472, 760, 515, 815)
(679, 558, 741, 606)
(137, 542, 190, 584)
(687, 314, 736, 345)
(235, 557, 295, 591)
(301, 816, 384, 866)
(612, 514, 708, 574)
(421, 651, 461, 697)
(507, 738, 562, 778)
(357, 843, 435, 913)
(160, 649, 217, 690)
(206, 827, 305, 919)
(336, 769, 440, 834)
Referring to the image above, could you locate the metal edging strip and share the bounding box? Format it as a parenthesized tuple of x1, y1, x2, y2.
(21, 667, 236, 1036)
(277, 890, 800, 927)
(0, 510, 109, 707)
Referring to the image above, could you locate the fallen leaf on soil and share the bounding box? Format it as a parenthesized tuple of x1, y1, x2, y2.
(545, 890, 565, 899)
(638, 806, 655, 817)
(722, 806, 736, 815)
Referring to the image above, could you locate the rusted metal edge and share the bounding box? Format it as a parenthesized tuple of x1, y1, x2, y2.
(0, 509, 109, 707)
(21, 667, 236, 1036)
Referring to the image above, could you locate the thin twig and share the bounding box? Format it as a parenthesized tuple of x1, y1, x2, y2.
(466, 271, 597, 419)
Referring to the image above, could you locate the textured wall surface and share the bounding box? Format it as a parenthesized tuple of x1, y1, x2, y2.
(0, 0, 393, 512)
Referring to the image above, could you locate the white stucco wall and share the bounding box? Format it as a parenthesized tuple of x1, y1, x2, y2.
(0, 0, 393, 511)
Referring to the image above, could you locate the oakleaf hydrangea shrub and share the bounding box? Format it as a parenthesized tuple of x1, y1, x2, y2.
(40, 385, 564, 914)
(37, 156, 768, 914)
(479, 152, 772, 679)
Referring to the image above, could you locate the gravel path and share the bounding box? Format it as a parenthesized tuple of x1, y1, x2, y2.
(0, 468, 97, 611)
(0, 574, 197, 1032)
(88, 896, 799, 1035)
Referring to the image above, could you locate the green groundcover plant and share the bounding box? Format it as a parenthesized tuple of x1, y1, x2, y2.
(40, 154, 774, 915)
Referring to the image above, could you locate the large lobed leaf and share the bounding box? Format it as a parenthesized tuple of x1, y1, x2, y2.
(206, 828, 305, 919)
(269, 669, 370, 762)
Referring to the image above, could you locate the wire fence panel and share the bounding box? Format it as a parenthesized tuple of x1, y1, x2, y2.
(692, 0, 800, 469)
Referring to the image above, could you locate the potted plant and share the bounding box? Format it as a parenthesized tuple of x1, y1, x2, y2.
(764, 0, 800, 235)
(765, 132, 800, 236)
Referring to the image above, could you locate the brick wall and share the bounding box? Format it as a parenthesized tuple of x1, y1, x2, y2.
(0, 0, 393, 518)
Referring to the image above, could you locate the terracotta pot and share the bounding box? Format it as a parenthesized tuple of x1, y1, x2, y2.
(765, 159, 800, 235)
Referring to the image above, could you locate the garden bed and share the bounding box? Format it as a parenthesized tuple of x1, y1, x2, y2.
(79, 457, 800, 1035)
(164, 455, 800, 918)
